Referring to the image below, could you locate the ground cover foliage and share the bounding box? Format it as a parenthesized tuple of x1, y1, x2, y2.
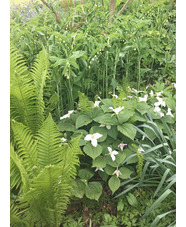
(10, 0, 176, 226)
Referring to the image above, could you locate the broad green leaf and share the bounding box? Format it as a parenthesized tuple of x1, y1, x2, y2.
(76, 114, 92, 128)
(133, 112, 146, 122)
(85, 182, 102, 200)
(92, 156, 106, 168)
(126, 193, 138, 207)
(119, 167, 133, 179)
(83, 143, 102, 159)
(117, 123, 137, 140)
(108, 175, 120, 194)
(125, 149, 138, 164)
(93, 113, 118, 125)
(73, 179, 85, 198)
(136, 102, 150, 115)
(117, 109, 135, 124)
(107, 126, 118, 140)
(58, 119, 76, 132)
(105, 165, 115, 175)
(78, 168, 94, 180)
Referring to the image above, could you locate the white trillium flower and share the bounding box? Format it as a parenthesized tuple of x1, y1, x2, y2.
(94, 101, 101, 107)
(127, 96, 133, 99)
(154, 97, 166, 107)
(166, 108, 174, 118)
(139, 94, 148, 102)
(60, 110, 74, 120)
(156, 91, 163, 97)
(112, 94, 118, 99)
(95, 168, 104, 172)
(118, 143, 127, 151)
(109, 106, 124, 115)
(108, 147, 118, 161)
(84, 133, 103, 147)
(150, 90, 154, 97)
(154, 106, 161, 113)
(99, 124, 111, 130)
(113, 170, 122, 178)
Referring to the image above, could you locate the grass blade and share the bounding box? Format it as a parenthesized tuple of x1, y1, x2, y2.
(142, 189, 173, 218)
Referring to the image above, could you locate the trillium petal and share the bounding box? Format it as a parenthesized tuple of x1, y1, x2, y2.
(107, 147, 112, 152)
(111, 154, 116, 161)
(112, 150, 118, 155)
(84, 134, 92, 141)
(91, 138, 98, 147)
(94, 133, 103, 139)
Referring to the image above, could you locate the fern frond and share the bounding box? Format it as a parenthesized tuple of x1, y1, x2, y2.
(78, 91, 94, 112)
(36, 114, 62, 168)
(10, 144, 29, 192)
(10, 204, 30, 227)
(59, 135, 83, 179)
(30, 49, 49, 128)
(20, 165, 73, 227)
(11, 120, 38, 176)
(10, 44, 39, 133)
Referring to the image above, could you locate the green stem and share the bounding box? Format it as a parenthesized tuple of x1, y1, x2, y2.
(138, 57, 141, 90)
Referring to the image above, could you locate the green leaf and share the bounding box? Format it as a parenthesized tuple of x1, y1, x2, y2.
(126, 193, 138, 207)
(117, 198, 124, 211)
(136, 102, 150, 115)
(108, 175, 120, 194)
(104, 165, 115, 175)
(78, 168, 94, 180)
(119, 167, 133, 179)
(76, 114, 92, 128)
(117, 123, 137, 140)
(117, 109, 135, 124)
(58, 119, 76, 132)
(92, 156, 106, 168)
(85, 182, 102, 200)
(107, 126, 118, 140)
(73, 179, 85, 198)
(83, 143, 102, 159)
(94, 113, 118, 125)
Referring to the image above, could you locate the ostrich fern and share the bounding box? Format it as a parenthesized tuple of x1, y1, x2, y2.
(10, 44, 50, 134)
(10, 115, 82, 226)
(10, 46, 82, 226)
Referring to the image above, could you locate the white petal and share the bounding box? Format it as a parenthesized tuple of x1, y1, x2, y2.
(111, 154, 116, 161)
(94, 133, 103, 139)
(107, 147, 112, 152)
(91, 138, 98, 147)
(154, 102, 161, 107)
(60, 113, 70, 120)
(106, 125, 111, 130)
(68, 110, 74, 114)
(84, 134, 92, 141)
(112, 150, 119, 155)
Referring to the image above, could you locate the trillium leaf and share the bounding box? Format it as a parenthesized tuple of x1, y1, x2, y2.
(117, 109, 135, 124)
(93, 113, 118, 125)
(85, 182, 102, 201)
(117, 123, 137, 140)
(119, 167, 133, 179)
(76, 114, 92, 128)
(105, 165, 115, 175)
(72, 179, 86, 198)
(108, 176, 120, 194)
(136, 102, 150, 115)
(107, 126, 118, 140)
(78, 168, 94, 180)
(58, 119, 76, 132)
(83, 143, 102, 159)
(92, 156, 106, 168)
